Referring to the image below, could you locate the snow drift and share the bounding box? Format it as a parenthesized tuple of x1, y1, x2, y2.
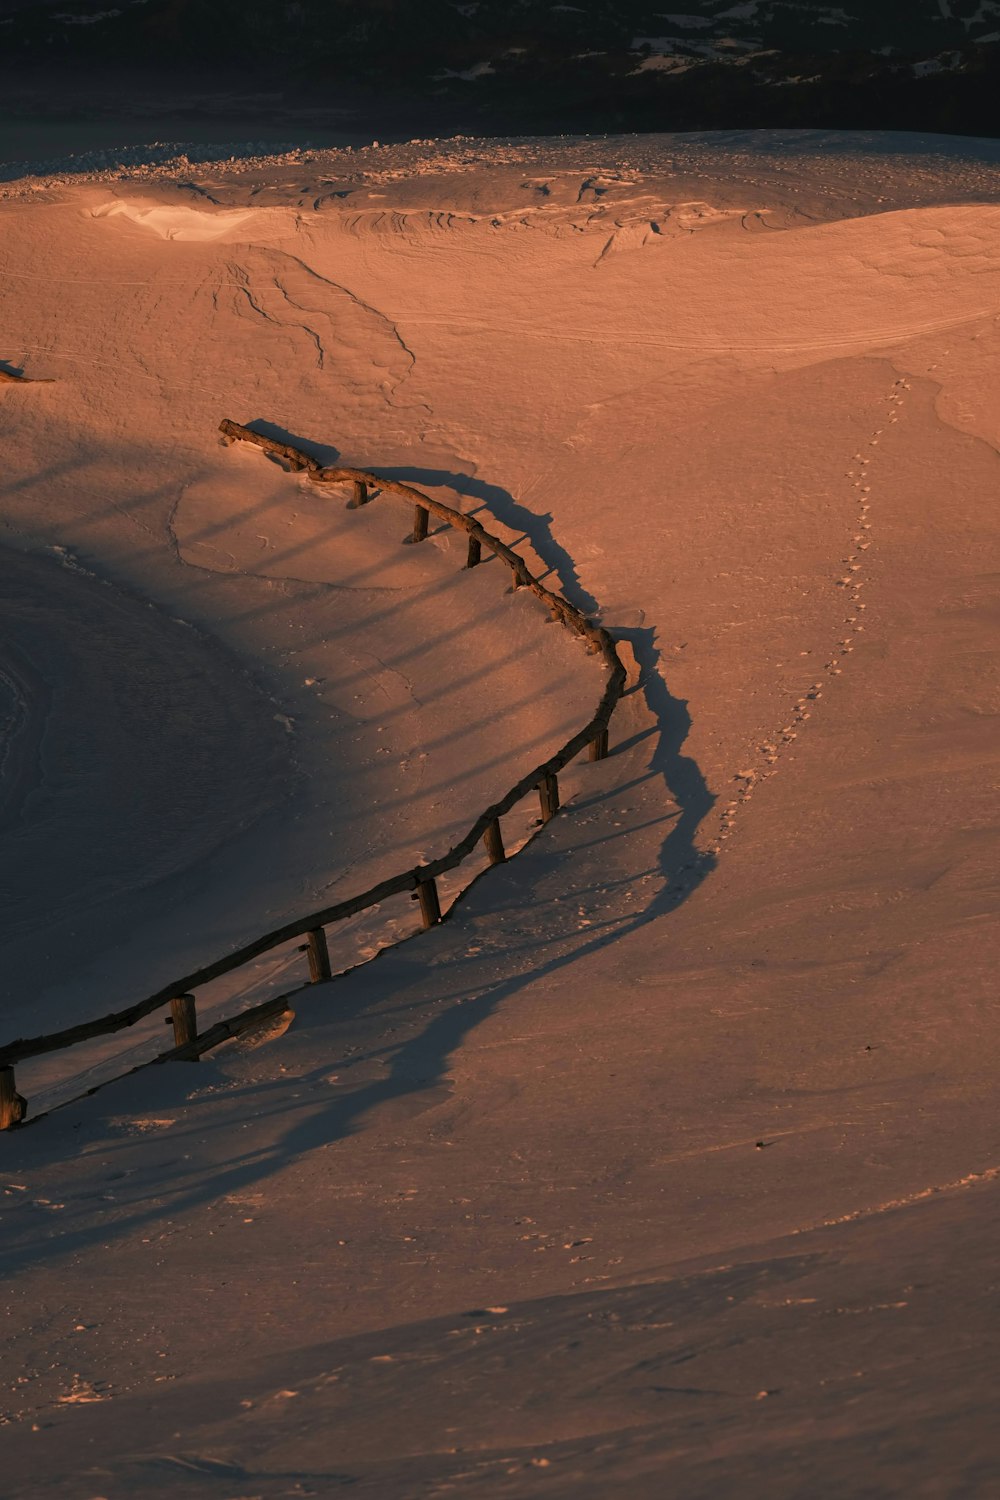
(0, 130, 998, 1495)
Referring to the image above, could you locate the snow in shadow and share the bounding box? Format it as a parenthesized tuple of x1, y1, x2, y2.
(0, 455, 716, 1252)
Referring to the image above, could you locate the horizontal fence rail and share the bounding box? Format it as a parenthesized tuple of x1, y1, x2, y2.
(0, 421, 626, 1129)
(0, 366, 51, 385)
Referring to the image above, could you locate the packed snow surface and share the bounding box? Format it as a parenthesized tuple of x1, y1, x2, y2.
(1, 130, 999, 1495)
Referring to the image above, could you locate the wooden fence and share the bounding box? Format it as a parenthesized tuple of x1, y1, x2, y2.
(0, 366, 50, 385)
(0, 421, 626, 1130)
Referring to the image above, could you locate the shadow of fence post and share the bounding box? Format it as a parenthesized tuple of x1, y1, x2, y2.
(0, 418, 631, 1130)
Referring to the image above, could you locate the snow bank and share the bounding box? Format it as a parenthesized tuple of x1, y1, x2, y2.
(90, 198, 265, 241)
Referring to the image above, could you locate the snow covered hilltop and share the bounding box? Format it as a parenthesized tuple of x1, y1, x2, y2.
(1, 130, 999, 1494)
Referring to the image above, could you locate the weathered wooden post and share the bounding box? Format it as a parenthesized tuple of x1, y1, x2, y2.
(169, 994, 199, 1058)
(350, 479, 368, 507)
(589, 727, 609, 761)
(538, 771, 560, 823)
(483, 817, 506, 865)
(0, 1066, 26, 1129)
(416, 874, 442, 928)
(466, 534, 482, 569)
(511, 559, 528, 591)
(305, 927, 332, 983)
(412, 505, 429, 543)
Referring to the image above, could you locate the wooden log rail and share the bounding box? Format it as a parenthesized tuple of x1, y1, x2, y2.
(0, 421, 627, 1126)
(0, 366, 52, 385)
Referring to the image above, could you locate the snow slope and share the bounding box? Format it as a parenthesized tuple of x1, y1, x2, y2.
(1, 131, 999, 1495)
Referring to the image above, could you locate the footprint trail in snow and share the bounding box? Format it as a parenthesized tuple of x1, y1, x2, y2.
(697, 376, 912, 868)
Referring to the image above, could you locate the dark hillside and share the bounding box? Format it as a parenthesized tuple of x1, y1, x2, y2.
(2, 0, 999, 137)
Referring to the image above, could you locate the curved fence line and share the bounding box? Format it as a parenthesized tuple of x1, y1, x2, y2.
(0, 422, 626, 1129)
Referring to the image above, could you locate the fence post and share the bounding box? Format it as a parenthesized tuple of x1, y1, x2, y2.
(538, 771, 560, 823)
(0, 446, 630, 1127)
(416, 874, 442, 928)
(589, 727, 609, 761)
(0, 1066, 25, 1129)
(169, 994, 199, 1058)
(305, 927, 332, 983)
(483, 817, 506, 865)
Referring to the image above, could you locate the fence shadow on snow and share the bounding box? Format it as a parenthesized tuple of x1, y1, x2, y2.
(0, 419, 631, 1130)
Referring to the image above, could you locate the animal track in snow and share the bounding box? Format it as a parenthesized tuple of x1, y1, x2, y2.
(695, 377, 910, 866)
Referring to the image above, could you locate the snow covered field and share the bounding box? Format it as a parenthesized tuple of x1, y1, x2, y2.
(1, 130, 999, 1494)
